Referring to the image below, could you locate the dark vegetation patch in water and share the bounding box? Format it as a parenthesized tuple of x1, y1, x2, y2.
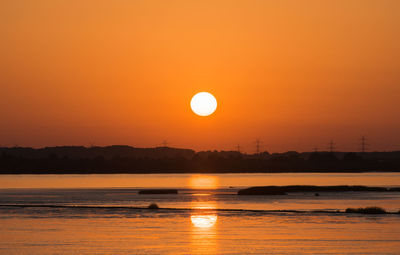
(345, 207, 386, 214)
(148, 203, 159, 209)
(138, 189, 178, 194)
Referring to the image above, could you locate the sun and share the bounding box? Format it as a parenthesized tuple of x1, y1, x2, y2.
(190, 92, 217, 116)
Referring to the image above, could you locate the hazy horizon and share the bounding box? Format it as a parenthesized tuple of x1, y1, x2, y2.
(1, 143, 399, 154)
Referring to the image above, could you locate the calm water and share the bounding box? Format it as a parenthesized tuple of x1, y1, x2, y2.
(1, 173, 400, 254)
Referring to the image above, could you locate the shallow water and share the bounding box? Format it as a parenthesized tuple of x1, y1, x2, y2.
(1, 173, 400, 189)
(1, 173, 400, 254)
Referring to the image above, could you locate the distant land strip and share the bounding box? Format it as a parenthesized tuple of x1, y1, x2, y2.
(1, 145, 400, 173)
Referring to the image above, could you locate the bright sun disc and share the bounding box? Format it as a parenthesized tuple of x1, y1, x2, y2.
(190, 92, 217, 116)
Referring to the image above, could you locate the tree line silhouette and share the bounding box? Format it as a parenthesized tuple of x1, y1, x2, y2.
(1, 146, 399, 174)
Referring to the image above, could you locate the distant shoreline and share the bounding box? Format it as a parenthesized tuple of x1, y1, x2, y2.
(1, 146, 400, 173)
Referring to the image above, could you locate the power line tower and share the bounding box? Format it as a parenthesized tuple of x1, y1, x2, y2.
(360, 136, 368, 153)
(236, 144, 241, 153)
(255, 139, 262, 154)
(328, 140, 335, 153)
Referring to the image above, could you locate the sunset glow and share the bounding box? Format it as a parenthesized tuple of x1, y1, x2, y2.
(1, 1, 399, 152)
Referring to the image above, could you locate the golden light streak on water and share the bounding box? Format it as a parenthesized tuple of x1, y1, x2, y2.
(190, 199, 219, 254)
(187, 175, 219, 189)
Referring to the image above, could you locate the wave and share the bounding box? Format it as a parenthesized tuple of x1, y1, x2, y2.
(0, 204, 398, 215)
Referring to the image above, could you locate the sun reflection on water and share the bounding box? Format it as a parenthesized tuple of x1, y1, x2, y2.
(190, 211, 218, 254)
(188, 175, 219, 189)
(191, 215, 218, 228)
(190, 195, 219, 254)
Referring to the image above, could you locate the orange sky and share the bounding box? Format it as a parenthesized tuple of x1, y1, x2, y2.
(1, 0, 399, 152)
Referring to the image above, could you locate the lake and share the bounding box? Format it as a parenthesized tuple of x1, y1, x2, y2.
(1, 173, 400, 254)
